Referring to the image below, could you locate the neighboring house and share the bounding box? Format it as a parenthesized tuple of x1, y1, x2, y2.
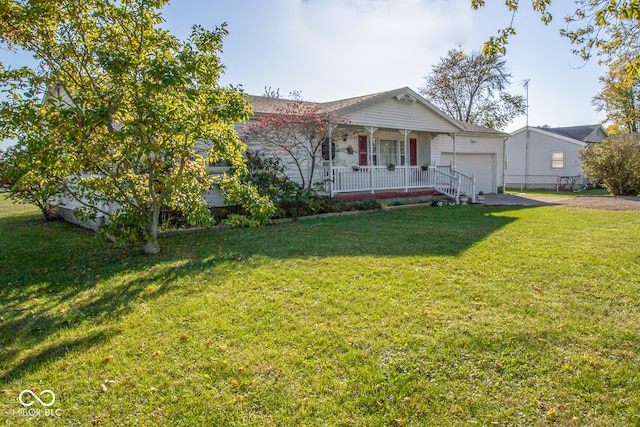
(504, 124, 607, 190)
(206, 87, 507, 205)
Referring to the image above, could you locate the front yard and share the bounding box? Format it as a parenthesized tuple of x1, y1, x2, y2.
(1, 196, 639, 426)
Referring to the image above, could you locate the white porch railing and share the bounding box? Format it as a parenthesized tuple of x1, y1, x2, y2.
(313, 165, 476, 203)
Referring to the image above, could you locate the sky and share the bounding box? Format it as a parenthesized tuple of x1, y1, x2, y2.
(0, 0, 607, 149)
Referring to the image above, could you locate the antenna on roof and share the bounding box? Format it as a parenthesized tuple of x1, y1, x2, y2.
(522, 79, 530, 128)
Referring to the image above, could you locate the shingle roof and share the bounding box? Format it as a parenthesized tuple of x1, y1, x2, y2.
(246, 87, 467, 131)
(543, 125, 606, 143)
(457, 121, 508, 136)
(247, 88, 406, 115)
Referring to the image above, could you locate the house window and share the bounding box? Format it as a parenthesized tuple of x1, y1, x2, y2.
(321, 138, 336, 161)
(370, 139, 408, 166)
(379, 139, 396, 166)
(372, 138, 378, 165)
(551, 151, 564, 169)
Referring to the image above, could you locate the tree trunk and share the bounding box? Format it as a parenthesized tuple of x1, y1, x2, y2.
(144, 209, 160, 254)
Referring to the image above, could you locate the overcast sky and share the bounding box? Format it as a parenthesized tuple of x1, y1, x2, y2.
(1, 0, 606, 149)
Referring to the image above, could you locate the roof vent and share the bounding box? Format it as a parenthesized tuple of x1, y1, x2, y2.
(395, 94, 416, 105)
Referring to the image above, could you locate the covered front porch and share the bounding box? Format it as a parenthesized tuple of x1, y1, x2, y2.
(314, 124, 476, 203)
(314, 164, 476, 203)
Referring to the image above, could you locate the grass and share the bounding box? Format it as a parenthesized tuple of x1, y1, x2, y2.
(506, 188, 611, 197)
(1, 195, 639, 426)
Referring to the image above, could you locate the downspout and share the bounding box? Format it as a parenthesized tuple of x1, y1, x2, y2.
(451, 133, 457, 169)
(502, 135, 507, 194)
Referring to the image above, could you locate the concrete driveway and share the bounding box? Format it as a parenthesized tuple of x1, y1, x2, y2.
(482, 193, 640, 210)
(481, 193, 559, 207)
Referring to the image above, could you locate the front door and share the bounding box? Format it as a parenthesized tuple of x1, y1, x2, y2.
(358, 135, 368, 166)
(409, 138, 417, 166)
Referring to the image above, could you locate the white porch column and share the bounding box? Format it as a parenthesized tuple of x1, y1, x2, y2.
(366, 127, 377, 194)
(399, 129, 411, 192)
(328, 124, 336, 197)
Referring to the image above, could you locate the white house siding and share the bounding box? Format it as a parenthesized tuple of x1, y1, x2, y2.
(347, 98, 460, 133)
(333, 135, 359, 167)
(505, 129, 586, 189)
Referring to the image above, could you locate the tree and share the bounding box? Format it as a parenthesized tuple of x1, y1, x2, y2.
(419, 48, 526, 130)
(242, 97, 349, 191)
(0, 0, 264, 253)
(472, 1, 640, 80)
(0, 143, 66, 221)
(593, 63, 640, 134)
(580, 135, 640, 195)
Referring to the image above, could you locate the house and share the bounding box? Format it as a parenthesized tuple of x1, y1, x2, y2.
(206, 87, 507, 205)
(504, 125, 607, 190)
(51, 86, 507, 228)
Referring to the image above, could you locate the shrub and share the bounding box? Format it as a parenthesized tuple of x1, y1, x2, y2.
(229, 150, 383, 220)
(580, 136, 640, 196)
(221, 214, 263, 228)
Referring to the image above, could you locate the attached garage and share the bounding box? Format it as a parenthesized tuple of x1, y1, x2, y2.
(441, 153, 496, 194)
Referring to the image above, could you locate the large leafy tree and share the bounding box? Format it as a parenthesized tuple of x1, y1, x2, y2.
(419, 48, 526, 130)
(593, 63, 639, 134)
(0, 0, 265, 253)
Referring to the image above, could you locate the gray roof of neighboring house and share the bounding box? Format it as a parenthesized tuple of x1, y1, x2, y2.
(542, 125, 607, 143)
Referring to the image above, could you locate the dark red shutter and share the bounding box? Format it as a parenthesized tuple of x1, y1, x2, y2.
(409, 138, 417, 166)
(358, 135, 368, 166)
(322, 138, 329, 160)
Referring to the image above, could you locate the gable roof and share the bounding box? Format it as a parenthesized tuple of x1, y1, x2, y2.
(510, 124, 608, 146)
(247, 87, 466, 132)
(543, 125, 607, 143)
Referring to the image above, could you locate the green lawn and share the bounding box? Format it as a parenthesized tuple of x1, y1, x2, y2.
(1, 196, 639, 426)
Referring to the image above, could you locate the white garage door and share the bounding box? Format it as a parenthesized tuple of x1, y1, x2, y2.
(441, 153, 496, 194)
